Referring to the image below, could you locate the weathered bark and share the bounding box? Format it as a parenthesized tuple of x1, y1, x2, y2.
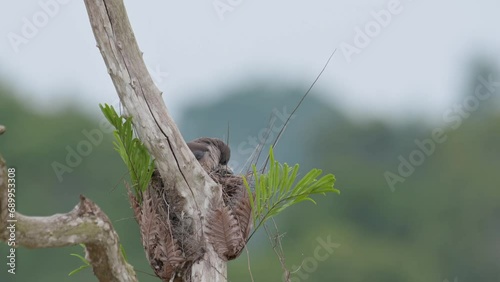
(0, 152, 137, 282)
(83, 0, 227, 281)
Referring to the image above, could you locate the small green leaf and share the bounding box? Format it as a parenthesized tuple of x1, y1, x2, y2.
(68, 265, 90, 276)
(70, 253, 89, 265)
(68, 244, 90, 276)
(120, 244, 128, 261)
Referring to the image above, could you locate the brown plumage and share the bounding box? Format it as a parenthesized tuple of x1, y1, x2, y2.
(187, 137, 231, 171)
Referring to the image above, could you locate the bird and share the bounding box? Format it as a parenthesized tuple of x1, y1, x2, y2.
(187, 138, 231, 171)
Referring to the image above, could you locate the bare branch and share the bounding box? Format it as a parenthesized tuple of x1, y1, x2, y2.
(0, 156, 137, 282)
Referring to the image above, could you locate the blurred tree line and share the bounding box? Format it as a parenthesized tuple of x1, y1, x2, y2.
(0, 59, 499, 282)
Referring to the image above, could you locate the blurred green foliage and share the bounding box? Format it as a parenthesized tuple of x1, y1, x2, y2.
(0, 60, 499, 282)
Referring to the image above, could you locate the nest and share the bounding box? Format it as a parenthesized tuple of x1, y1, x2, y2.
(129, 139, 253, 281)
(205, 166, 253, 261)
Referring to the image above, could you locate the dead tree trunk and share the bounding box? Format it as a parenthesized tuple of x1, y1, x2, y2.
(83, 0, 232, 281)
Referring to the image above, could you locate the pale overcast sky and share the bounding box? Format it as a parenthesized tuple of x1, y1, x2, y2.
(1, 0, 499, 121)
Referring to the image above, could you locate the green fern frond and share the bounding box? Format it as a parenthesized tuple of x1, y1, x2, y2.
(244, 147, 339, 233)
(99, 104, 155, 202)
